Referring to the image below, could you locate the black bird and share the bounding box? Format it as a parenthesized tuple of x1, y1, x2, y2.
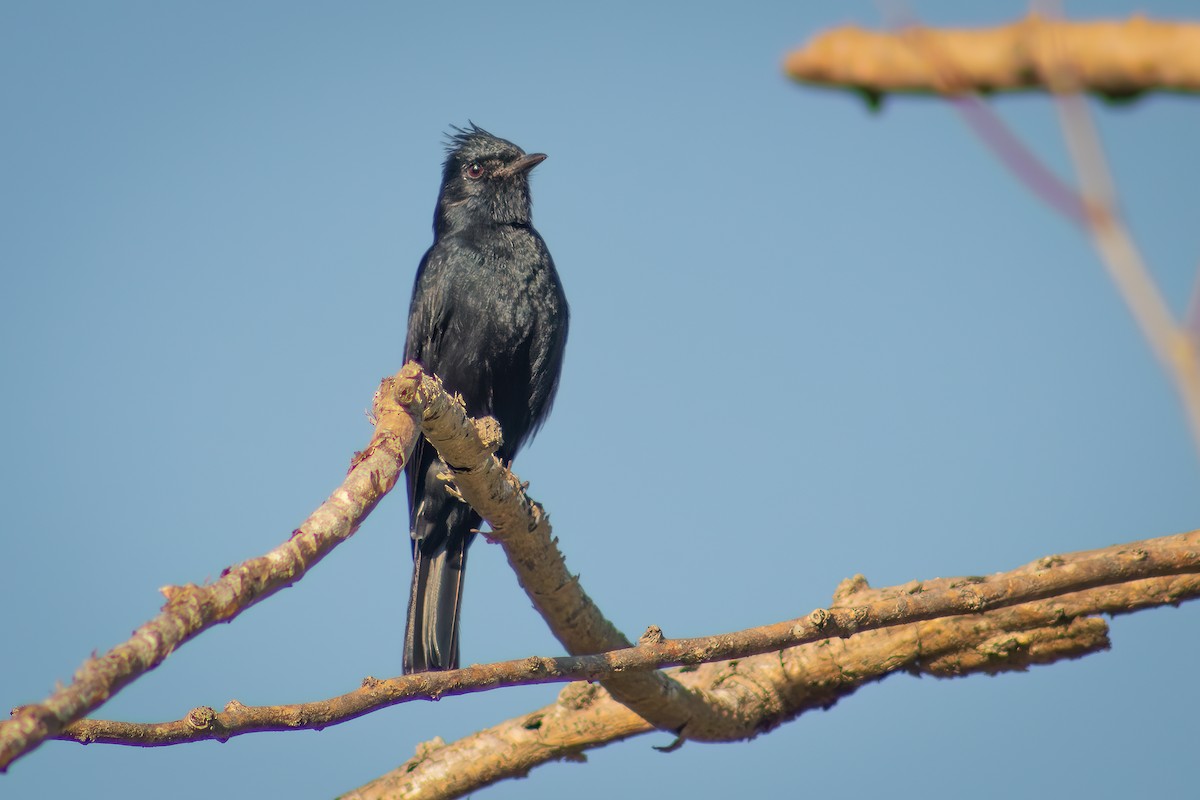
(402, 124, 569, 673)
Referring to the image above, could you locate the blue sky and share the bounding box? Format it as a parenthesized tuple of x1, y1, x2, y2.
(3, 2, 1198, 798)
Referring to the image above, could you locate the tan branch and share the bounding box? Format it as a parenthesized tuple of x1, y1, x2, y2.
(346, 562, 1200, 800)
(783, 16, 1200, 101)
(50, 531, 1200, 760)
(390, 364, 626, 653)
(388, 365, 730, 739)
(0, 374, 421, 772)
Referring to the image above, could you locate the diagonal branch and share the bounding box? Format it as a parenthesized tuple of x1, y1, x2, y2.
(783, 16, 1200, 102)
(0, 375, 422, 772)
(387, 364, 753, 739)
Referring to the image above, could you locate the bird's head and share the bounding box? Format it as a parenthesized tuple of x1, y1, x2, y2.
(434, 123, 546, 234)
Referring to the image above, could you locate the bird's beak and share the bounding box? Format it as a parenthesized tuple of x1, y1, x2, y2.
(509, 153, 547, 174)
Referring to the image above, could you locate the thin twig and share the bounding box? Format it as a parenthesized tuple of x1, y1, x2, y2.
(1050, 70, 1200, 450)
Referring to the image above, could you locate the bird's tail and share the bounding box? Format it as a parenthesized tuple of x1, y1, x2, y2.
(403, 526, 471, 673)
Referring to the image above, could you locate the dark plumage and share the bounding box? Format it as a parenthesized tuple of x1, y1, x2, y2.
(402, 124, 568, 672)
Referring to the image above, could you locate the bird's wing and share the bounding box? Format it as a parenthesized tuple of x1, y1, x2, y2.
(525, 249, 570, 439)
(404, 246, 447, 368)
(403, 245, 446, 520)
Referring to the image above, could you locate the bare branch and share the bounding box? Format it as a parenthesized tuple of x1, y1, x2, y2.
(390, 366, 626, 652)
(783, 16, 1200, 102)
(392, 366, 730, 738)
(345, 559, 1200, 799)
(0, 372, 421, 772)
(51, 530, 1200, 759)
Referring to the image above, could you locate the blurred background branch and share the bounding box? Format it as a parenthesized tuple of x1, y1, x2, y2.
(786, 11, 1200, 453)
(784, 16, 1200, 103)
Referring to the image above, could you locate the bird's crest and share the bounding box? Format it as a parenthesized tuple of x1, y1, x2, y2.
(444, 122, 499, 156)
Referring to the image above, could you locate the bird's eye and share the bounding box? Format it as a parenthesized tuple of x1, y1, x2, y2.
(465, 162, 484, 179)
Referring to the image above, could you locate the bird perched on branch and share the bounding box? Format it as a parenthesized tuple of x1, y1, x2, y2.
(402, 124, 569, 673)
